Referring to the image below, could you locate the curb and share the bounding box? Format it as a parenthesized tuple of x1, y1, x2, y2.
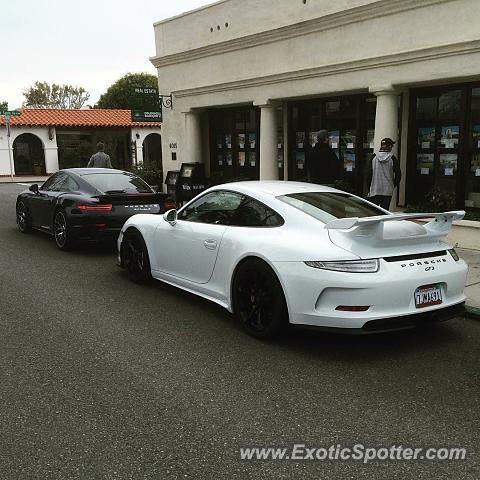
(465, 305, 480, 319)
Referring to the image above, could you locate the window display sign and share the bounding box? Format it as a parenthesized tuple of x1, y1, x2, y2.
(439, 153, 457, 175)
(329, 130, 339, 149)
(296, 151, 305, 170)
(248, 133, 256, 149)
(471, 152, 480, 174)
(248, 152, 256, 167)
(226, 152, 233, 166)
(343, 151, 355, 172)
(238, 152, 246, 167)
(238, 133, 245, 149)
(418, 127, 435, 149)
(417, 153, 434, 174)
(364, 129, 375, 149)
(217, 154, 223, 166)
(216, 135, 223, 149)
(277, 133, 283, 149)
(341, 131, 356, 149)
(473, 125, 480, 149)
(296, 132, 305, 149)
(225, 134, 232, 149)
(440, 126, 459, 149)
(278, 151, 284, 168)
(309, 131, 320, 147)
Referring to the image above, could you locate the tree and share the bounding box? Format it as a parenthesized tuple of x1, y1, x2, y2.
(23, 82, 90, 109)
(0, 101, 7, 111)
(95, 73, 158, 109)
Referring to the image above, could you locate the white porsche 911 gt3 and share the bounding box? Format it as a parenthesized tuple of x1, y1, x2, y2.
(117, 181, 467, 338)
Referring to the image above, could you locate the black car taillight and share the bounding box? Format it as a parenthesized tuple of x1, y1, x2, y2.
(78, 204, 113, 212)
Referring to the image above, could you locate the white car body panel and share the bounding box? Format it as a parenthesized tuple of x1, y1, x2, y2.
(118, 181, 467, 332)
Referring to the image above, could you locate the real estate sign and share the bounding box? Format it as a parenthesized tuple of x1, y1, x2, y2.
(131, 87, 162, 122)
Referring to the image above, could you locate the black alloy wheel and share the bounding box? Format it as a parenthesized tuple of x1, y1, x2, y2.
(122, 229, 152, 284)
(232, 258, 289, 339)
(54, 209, 73, 250)
(16, 201, 32, 233)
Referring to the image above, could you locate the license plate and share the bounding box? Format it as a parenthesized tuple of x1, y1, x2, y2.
(414, 285, 443, 309)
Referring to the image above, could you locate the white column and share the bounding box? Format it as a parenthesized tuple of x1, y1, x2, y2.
(259, 103, 279, 180)
(369, 85, 400, 210)
(369, 85, 399, 156)
(185, 110, 203, 164)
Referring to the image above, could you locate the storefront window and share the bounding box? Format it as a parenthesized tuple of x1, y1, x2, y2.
(288, 95, 378, 195)
(209, 107, 259, 184)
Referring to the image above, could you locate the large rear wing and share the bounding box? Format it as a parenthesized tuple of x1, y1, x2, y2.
(325, 211, 465, 240)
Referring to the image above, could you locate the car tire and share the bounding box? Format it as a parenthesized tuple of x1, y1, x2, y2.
(16, 201, 32, 233)
(122, 229, 152, 284)
(53, 209, 75, 251)
(232, 258, 289, 339)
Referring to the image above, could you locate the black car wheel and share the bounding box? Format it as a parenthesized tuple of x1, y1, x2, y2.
(54, 209, 74, 250)
(16, 201, 32, 233)
(122, 229, 152, 284)
(232, 258, 289, 339)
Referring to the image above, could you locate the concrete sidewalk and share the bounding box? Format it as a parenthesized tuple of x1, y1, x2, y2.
(458, 248, 480, 317)
(0, 176, 49, 183)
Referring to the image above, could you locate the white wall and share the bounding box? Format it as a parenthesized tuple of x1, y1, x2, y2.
(0, 126, 58, 176)
(152, 0, 480, 194)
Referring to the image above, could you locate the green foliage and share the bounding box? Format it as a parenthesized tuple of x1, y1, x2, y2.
(405, 187, 456, 213)
(23, 81, 90, 109)
(95, 73, 158, 110)
(131, 162, 163, 188)
(0, 100, 7, 111)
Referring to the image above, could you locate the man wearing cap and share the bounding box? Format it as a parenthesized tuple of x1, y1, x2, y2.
(367, 137, 401, 210)
(307, 130, 341, 186)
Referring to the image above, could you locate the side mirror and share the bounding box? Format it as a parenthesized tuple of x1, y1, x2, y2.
(29, 184, 39, 194)
(163, 209, 178, 226)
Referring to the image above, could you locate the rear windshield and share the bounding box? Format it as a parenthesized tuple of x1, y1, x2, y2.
(278, 192, 386, 223)
(82, 173, 153, 194)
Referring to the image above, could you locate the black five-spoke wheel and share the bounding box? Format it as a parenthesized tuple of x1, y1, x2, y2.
(16, 201, 32, 233)
(122, 229, 152, 284)
(232, 258, 288, 339)
(54, 209, 73, 250)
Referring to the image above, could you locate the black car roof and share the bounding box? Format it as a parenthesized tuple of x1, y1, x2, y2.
(62, 168, 132, 176)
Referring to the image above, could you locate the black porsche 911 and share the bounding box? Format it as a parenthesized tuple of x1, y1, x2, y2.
(16, 168, 175, 250)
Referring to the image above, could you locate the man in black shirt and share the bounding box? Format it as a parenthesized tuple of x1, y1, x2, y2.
(307, 130, 341, 186)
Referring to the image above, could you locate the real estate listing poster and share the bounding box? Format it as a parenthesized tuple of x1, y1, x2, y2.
(343, 151, 355, 172)
(417, 153, 434, 174)
(473, 125, 480, 149)
(248, 151, 256, 167)
(341, 131, 356, 149)
(439, 153, 457, 175)
(238, 151, 246, 167)
(329, 130, 340, 149)
(296, 132, 305, 149)
(296, 151, 305, 170)
(248, 133, 256, 149)
(418, 127, 435, 149)
(440, 126, 459, 149)
(237, 133, 245, 149)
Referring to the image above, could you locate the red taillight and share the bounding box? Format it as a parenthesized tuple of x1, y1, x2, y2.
(335, 305, 370, 312)
(78, 204, 113, 212)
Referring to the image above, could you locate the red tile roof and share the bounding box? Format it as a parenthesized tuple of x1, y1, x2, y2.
(0, 109, 161, 128)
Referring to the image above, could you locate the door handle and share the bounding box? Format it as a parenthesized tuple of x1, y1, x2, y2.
(204, 239, 217, 250)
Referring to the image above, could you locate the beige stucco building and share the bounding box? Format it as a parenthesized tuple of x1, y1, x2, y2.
(151, 0, 480, 211)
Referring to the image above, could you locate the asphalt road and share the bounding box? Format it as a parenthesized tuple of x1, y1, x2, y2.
(0, 183, 479, 480)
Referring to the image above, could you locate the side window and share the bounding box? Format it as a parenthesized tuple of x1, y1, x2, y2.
(62, 175, 80, 192)
(41, 173, 61, 191)
(179, 191, 244, 225)
(231, 196, 284, 227)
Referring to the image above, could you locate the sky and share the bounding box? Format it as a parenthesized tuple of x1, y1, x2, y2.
(0, 0, 214, 109)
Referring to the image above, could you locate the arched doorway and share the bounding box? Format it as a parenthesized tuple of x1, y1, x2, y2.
(142, 133, 162, 170)
(13, 134, 46, 176)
